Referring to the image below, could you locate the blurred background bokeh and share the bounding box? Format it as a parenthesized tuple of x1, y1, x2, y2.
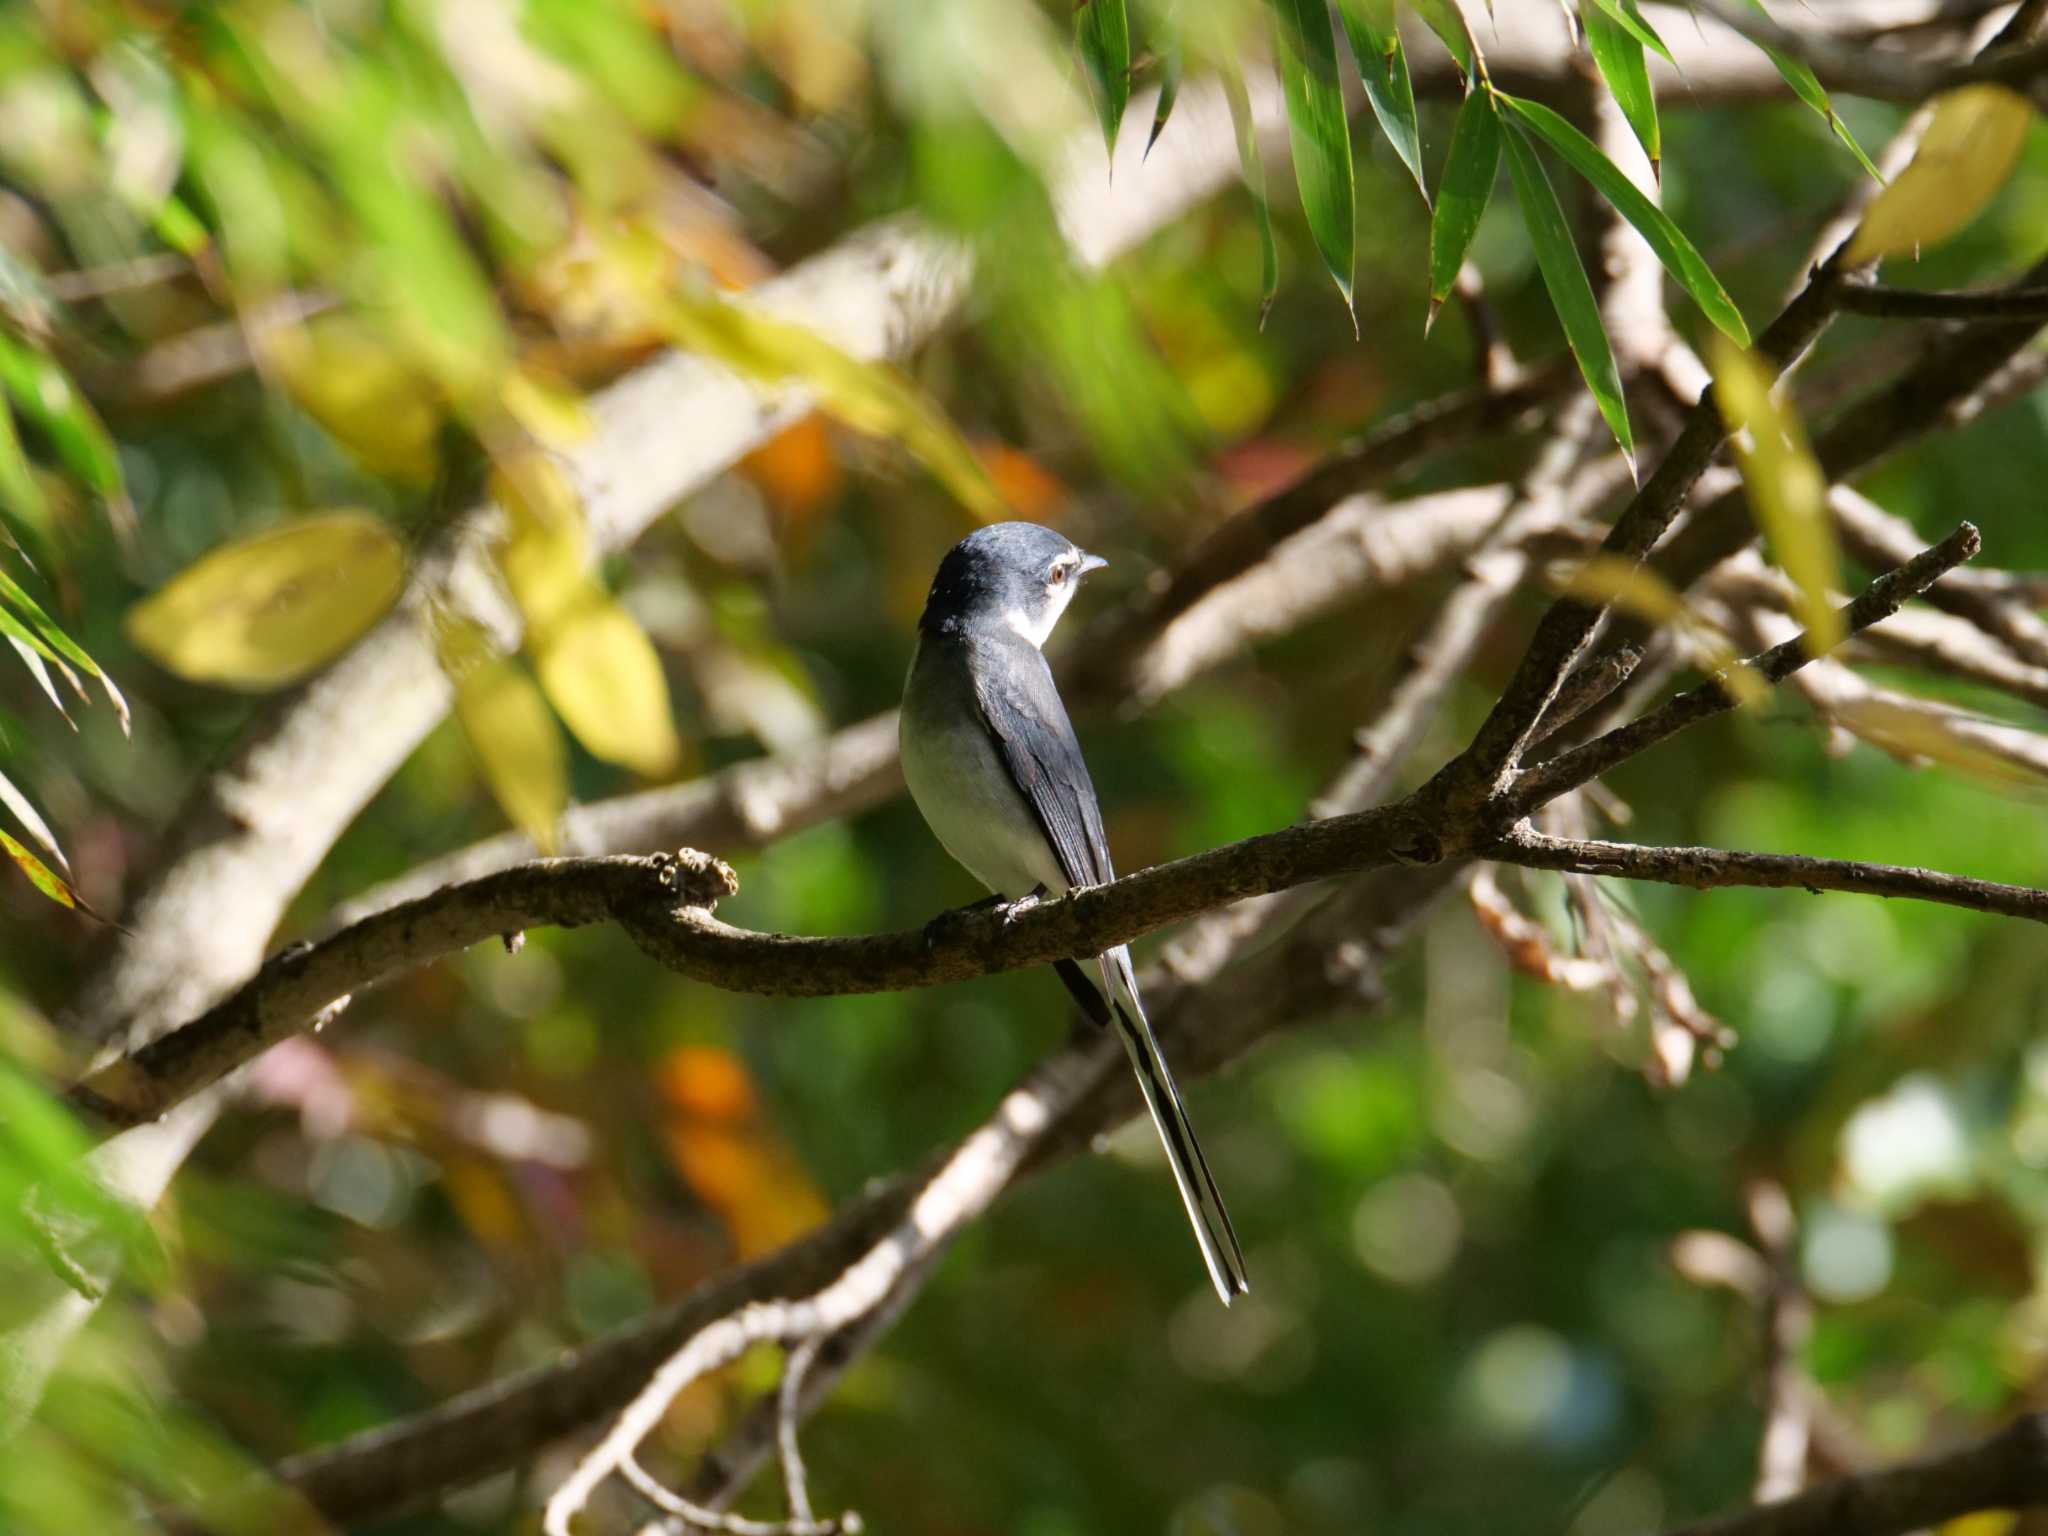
(2, 0, 2048, 1532)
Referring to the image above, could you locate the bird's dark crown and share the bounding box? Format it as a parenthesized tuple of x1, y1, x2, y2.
(917, 521, 1102, 641)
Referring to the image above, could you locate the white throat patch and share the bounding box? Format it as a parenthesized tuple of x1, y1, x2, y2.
(1002, 578, 1079, 648)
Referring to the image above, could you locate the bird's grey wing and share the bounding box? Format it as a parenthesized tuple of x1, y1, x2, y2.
(966, 635, 1112, 891)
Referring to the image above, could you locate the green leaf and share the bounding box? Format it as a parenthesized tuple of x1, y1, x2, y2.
(1737, 0, 1883, 181)
(1076, 0, 1132, 160)
(1147, 39, 1181, 158)
(0, 335, 123, 502)
(1409, 0, 1476, 81)
(1587, 0, 1676, 67)
(1223, 69, 1280, 323)
(1498, 93, 1750, 346)
(1337, 4, 1428, 206)
(1502, 118, 1633, 465)
(0, 398, 57, 574)
(1583, 1, 1659, 178)
(1428, 87, 1502, 328)
(0, 563, 126, 729)
(1268, 0, 1356, 312)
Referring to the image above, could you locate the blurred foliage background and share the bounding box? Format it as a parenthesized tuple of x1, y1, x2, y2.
(2, 0, 2048, 1533)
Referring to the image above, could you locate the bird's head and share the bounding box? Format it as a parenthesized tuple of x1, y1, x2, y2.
(918, 521, 1109, 647)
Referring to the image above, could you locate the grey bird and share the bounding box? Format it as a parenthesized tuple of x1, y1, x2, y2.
(900, 521, 1248, 1304)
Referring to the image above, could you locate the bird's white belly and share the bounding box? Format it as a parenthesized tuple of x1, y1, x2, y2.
(901, 674, 1067, 901)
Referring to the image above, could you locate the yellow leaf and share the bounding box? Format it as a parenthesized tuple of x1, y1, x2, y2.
(611, 233, 1002, 522)
(126, 512, 407, 690)
(492, 456, 591, 636)
(501, 370, 592, 446)
(1845, 85, 2033, 264)
(533, 597, 682, 777)
(0, 829, 74, 910)
(1564, 556, 1770, 706)
(264, 317, 444, 484)
(437, 615, 567, 851)
(1710, 337, 1843, 653)
(1941, 1511, 2018, 1536)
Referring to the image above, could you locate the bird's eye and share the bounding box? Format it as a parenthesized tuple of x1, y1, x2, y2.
(1049, 563, 1069, 586)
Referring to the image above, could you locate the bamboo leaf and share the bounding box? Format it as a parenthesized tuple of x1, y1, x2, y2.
(1502, 119, 1633, 465)
(1738, 0, 1883, 180)
(1583, 1, 1659, 178)
(1498, 93, 1750, 345)
(0, 335, 124, 504)
(1844, 85, 2033, 265)
(1268, 0, 1357, 312)
(437, 615, 567, 853)
(0, 767, 69, 879)
(1147, 39, 1181, 158)
(648, 268, 1006, 522)
(1408, 0, 1476, 82)
(1428, 87, 1502, 330)
(1223, 69, 1280, 323)
(1709, 337, 1843, 652)
(125, 513, 407, 691)
(1587, 0, 1676, 68)
(0, 829, 74, 910)
(1076, 0, 1133, 161)
(1336, 3, 1428, 205)
(534, 598, 682, 778)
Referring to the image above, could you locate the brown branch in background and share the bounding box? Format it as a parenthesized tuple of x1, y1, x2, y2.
(1493, 828, 2048, 925)
(1663, 1413, 2048, 1536)
(1512, 523, 1982, 806)
(1747, 1183, 1816, 1503)
(1677, 0, 2048, 100)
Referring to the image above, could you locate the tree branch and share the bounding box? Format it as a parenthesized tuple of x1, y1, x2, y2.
(1664, 1413, 2048, 1536)
(1494, 828, 2048, 926)
(1838, 282, 2048, 322)
(1512, 522, 1982, 806)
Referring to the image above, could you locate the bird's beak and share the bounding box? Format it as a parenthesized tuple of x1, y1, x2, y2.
(1078, 551, 1109, 577)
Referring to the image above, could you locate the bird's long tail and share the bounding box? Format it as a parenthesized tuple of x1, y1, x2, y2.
(1101, 947, 1249, 1305)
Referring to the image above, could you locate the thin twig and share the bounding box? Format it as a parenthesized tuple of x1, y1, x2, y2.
(1493, 828, 2048, 925)
(1838, 282, 2048, 322)
(1513, 523, 1982, 806)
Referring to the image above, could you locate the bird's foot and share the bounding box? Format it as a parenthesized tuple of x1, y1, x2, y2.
(994, 889, 1045, 925)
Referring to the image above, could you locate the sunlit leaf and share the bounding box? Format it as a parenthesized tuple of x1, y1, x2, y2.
(1336, 3, 1427, 206)
(1409, 0, 1476, 81)
(1222, 69, 1280, 323)
(125, 513, 407, 690)
(534, 599, 681, 778)
(0, 828, 74, 910)
(9, 638, 74, 727)
(501, 370, 592, 447)
(0, 398, 56, 571)
(1268, 0, 1356, 313)
(1076, 0, 1132, 160)
(1710, 336, 1842, 652)
(1498, 94, 1749, 345)
(647, 268, 1005, 522)
(1583, 2, 1658, 178)
(437, 614, 567, 852)
(0, 767, 68, 879)
(264, 317, 444, 484)
(1844, 85, 2033, 265)
(1738, 0, 1882, 181)
(1502, 120, 1633, 465)
(1563, 556, 1769, 705)
(1428, 86, 1501, 330)
(1832, 695, 2048, 787)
